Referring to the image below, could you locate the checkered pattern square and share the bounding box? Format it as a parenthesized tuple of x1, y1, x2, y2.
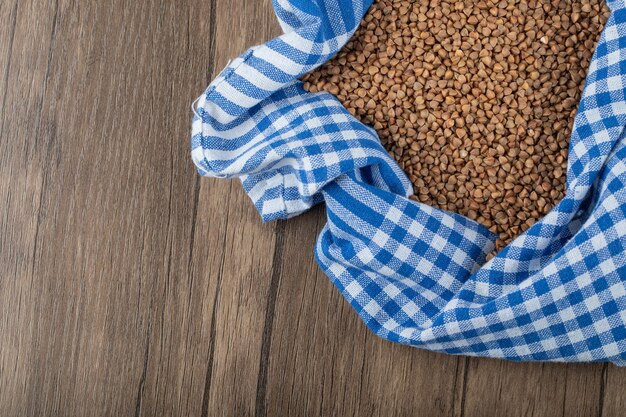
(191, 0, 626, 364)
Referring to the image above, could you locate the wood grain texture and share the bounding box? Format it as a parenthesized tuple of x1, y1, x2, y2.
(0, 0, 624, 416)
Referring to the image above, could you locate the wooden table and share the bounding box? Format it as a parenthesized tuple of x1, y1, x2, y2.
(1, 0, 625, 415)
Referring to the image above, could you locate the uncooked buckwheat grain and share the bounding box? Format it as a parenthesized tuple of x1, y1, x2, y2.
(302, 0, 610, 255)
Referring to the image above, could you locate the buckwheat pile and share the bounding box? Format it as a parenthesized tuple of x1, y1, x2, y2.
(302, 0, 609, 253)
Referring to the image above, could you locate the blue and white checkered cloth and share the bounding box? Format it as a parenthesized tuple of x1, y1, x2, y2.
(192, 0, 626, 364)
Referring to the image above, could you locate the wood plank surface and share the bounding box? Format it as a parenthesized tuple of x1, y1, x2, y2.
(0, 0, 624, 416)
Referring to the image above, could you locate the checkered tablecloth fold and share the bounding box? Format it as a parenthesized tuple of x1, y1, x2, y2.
(192, 0, 626, 364)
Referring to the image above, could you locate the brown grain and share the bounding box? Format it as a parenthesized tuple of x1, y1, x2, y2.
(302, 0, 609, 252)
